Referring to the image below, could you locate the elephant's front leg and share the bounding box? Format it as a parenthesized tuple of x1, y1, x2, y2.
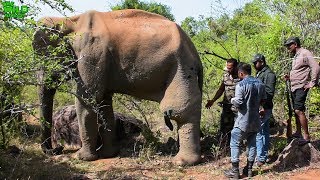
(38, 85, 56, 152)
(74, 97, 98, 161)
(96, 94, 119, 158)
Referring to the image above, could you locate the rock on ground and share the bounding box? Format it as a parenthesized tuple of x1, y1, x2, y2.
(273, 138, 320, 171)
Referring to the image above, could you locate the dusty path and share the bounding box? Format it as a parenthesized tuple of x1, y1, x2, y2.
(76, 156, 320, 179)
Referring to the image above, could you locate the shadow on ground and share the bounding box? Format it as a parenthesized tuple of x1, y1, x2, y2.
(0, 148, 89, 180)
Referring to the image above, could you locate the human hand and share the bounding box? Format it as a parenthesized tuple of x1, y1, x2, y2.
(304, 84, 313, 91)
(259, 108, 265, 118)
(205, 100, 214, 109)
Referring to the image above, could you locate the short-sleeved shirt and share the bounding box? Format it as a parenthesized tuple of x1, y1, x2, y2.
(231, 76, 266, 133)
(222, 71, 240, 104)
(290, 48, 320, 92)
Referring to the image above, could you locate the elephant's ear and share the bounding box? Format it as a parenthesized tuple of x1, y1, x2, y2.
(40, 17, 75, 36)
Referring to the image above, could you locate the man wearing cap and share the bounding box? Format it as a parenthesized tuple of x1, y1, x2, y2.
(251, 54, 276, 168)
(284, 37, 320, 144)
(205, 58, 240, 143)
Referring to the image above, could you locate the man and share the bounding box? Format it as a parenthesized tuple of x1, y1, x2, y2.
(205, 58, 240, 142)
(284, 37, 320, 144)
(224, 63, 266, 179)
(251, 54, 276, 167)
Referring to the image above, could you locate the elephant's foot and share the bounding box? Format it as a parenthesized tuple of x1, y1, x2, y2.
(173, 152, 201, 166)
(74, 148, 98, 161)
(97, 145, 119, 158)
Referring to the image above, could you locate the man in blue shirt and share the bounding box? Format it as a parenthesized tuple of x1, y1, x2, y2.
(224, 63, 266, 179)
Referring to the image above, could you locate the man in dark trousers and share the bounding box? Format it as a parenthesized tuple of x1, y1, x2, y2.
(224, 63, 266, 179)
(205, 58, 240, 143)
(284, 37, 320, 145)
(252, 54, 276, 167)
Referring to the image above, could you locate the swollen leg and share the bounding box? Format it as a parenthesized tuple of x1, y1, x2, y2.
(174, 119, 201, 165)
(159, 72, 202, 165)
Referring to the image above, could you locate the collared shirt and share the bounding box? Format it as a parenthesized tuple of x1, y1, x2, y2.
(231, 76, 266, 132)
(290, 48, 320, 92)
(256, 65, 276, 109)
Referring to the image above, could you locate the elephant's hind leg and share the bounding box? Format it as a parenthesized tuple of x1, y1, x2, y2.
(160, 77, 202, 166)
(175, 119, 201, 165)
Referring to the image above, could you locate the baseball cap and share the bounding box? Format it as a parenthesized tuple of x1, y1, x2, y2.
(251, 53, 265, 63)
(284, 37, 300, 46)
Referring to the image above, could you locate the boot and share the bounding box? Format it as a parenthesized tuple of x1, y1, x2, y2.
(242, 160, 254, 177)
(224, 162, 240, 179)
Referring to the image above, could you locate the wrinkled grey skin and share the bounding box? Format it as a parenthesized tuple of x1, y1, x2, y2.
(33, 9, 203, 166)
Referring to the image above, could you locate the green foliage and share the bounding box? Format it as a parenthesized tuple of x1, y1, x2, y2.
(111, 0, 175, 21)
(137, 128, 161, 162)
(308, 88, 320, 116)
(269, 137, 287, 159)
(1, 0, 320, 164)
(180, 0, 320, 139)
(181, 17, 197, 37)
(0, 26, 34, 147)
(37, 0, 74, 15)
(0, 0, 76, 148)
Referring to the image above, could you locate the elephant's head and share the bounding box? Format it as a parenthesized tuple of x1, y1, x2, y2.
(32, 18, 75, 154)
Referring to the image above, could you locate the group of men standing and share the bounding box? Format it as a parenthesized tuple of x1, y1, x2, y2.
(205, 36, 320, 179)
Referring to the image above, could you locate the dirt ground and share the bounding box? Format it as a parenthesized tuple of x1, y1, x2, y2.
(2, 137, 320, 179)
(51, 154, 320, 179)
(1, 115, 320, 179)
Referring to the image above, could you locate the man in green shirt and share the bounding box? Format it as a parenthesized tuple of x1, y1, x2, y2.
(251, 54, 276, 168)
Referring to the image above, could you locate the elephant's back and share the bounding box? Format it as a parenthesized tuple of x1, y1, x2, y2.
(104, 9, 169, 21)
(72, 10, 201, 101)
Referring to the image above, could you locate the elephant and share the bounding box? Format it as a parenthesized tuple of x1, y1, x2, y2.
(32, 9, 203, 166)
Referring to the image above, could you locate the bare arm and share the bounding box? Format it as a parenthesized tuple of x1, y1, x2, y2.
(306, 52, 320, 88)
(205, 82, 225, 109)
(211, 82, 225, 102)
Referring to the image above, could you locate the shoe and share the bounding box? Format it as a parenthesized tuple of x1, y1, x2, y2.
(291, 133, 303, 139)
(242, 160, 254, 177)
(224, 162, 240, 179)
(287, 137, 294, 144)
(298, 139, 310, 146)
(256, 161, 265, 167)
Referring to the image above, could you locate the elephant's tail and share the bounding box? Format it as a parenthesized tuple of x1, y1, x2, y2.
(197, 63, 203, 94)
